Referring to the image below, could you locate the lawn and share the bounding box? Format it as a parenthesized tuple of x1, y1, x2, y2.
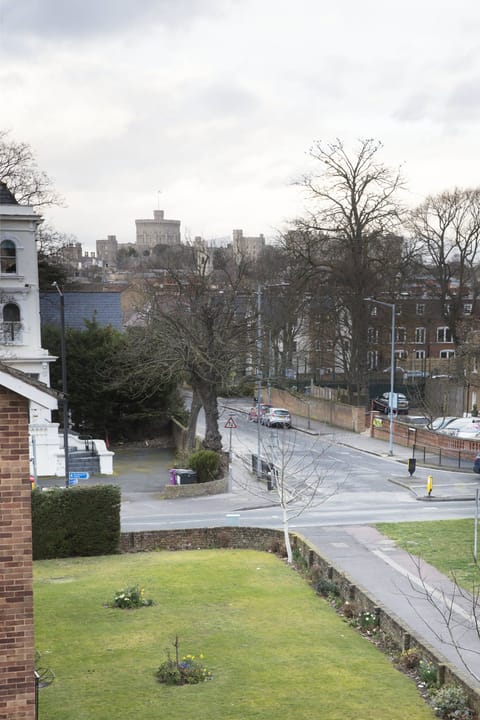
(34, 549, 436, 720)
(376, 518, 479, 590)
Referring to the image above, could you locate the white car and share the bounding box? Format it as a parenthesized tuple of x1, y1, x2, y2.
(261, 408, 292, 428)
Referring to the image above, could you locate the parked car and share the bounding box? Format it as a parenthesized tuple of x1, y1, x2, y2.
(261, 408, 292, 428)
(248, 404, 272, 422)
(437, 418, 480, 437)
(428, 416, 458, 432)
(474, 454, 480, 473)
(371, 392, 409, 415)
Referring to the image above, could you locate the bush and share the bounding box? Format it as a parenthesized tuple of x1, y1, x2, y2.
(156, 637, 212, 685)
(109, 584, 153, 609)
(32, 485, 121, 559)
(187, 449, 222, 483)
(430, 685, 472, 719)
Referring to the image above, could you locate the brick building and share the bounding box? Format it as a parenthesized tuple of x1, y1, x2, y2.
(0, 364, 57, 720)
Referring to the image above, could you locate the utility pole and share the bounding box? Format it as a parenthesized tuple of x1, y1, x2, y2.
(52, 282, 70, 487)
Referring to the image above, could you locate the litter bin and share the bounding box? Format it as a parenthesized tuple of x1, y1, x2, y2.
(408, 458, 416, 477)
(173, 469, 197, 485)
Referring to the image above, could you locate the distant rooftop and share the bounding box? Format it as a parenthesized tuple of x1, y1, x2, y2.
(0, 182, 18, 205)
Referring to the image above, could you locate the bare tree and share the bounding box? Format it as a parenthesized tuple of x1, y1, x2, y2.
(0, 130, 62, 207)
(410, 188, 480, 372)
(122, 247, 251, 453)
(236, 430, 344, 563)
(284, 138, 410, 400)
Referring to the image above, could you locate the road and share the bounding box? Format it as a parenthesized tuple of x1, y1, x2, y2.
(120, 400, 480, 532)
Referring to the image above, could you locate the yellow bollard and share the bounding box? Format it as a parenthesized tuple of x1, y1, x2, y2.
(427, 475, 433, 496)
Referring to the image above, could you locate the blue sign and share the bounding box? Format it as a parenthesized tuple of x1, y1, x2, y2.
(69, 471, 89, 481)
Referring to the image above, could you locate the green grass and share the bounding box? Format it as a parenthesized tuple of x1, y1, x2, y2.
(34, 550, 436, 720)
(377, 519, 480, 590)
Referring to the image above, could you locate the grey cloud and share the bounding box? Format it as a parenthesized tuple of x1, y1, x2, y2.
(394, 92, 434, 123)
(2, 0, 228, 41)
(447, 80, 480, 115)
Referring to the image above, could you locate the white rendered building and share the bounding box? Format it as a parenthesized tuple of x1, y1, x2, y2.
(0, 183, 112, 477)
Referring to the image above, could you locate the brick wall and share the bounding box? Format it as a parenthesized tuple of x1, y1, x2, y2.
(269, 388, 367, 433)
(0, 387, 35, 720)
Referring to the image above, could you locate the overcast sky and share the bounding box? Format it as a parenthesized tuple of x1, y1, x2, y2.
(1, 0, 480, 250)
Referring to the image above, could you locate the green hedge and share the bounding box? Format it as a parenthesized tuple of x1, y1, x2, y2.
(32, 485, 121, 560)
(187, 449, 222, 483)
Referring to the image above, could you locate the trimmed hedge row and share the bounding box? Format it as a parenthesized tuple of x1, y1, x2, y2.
(32, 485, 121, 560)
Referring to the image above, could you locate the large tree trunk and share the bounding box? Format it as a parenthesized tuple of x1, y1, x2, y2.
(195, 378, 222, 453)
(185, 387, 202, 450)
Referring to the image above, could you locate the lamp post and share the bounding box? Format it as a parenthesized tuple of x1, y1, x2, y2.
(256, 285, 262, 479)
(52, 282, 70, 487)
(365, 297, 396, 456)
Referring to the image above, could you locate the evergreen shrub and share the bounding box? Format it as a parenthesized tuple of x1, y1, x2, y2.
(186, 449, 221, 483)
(32, 485, 121, 559)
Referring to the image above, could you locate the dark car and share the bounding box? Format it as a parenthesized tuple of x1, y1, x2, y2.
(474, 454, 480, 473)
(371, 392, 409, 415)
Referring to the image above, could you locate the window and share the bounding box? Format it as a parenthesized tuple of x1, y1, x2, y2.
(2, 303, 21, 341)
(367, 350, 379, 370)
(439, 349, 455, 359)
(415, 350, 426, 359)
(368, 327, 379, 343)
(396, 327, 406, 343)
(437, 327, 452, 343)
(395, 349, 407, 360)
(416, 303, 425, 316)
(0, 240, 16, 273)
(370, 306, 377, 316)
(415, 327, 426, 344)
(464, 303, 473, 314)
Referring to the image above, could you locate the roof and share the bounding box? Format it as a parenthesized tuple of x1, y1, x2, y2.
(0, 362, 58, 409)
(0, 182, 18, 205)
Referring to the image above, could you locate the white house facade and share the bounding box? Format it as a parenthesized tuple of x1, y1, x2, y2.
(0, 182, 113, 477)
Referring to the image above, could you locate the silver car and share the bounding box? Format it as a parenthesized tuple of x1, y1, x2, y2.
(261, 408, 292, 428)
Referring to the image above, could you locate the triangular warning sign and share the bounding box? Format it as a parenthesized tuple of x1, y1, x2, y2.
(224, 416, 237, 429)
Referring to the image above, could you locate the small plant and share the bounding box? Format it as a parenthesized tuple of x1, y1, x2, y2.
(340, 601, 357, 619)
(398, 647, 421, 670)
(292, 547, 308, 571)
(418, 658, 438, 688)
(357, 610, 378, 633)
(156, 636, 212, 685)
(430, 684, 472, 719)
(110, 584, 153, 609)
(315, 577, 340, 598)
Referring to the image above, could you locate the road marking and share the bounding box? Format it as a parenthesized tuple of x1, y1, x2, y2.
(372, 549, 472, 623)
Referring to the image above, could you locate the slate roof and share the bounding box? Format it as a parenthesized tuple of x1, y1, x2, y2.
(0, 181, 18, 205)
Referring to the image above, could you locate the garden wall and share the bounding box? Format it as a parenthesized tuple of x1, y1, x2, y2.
(269, 388, 366, 433)
(161, 476, 228, 499)
(120, 526, 480, 715)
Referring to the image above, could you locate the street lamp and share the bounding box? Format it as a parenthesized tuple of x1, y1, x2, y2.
(52, 282, 70, 487)
(365, 297, 396, 456)
(256, 285, 262, 479)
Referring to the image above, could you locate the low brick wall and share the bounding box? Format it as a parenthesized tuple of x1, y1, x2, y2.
(120, 526, 283, 552)
(161, 476, 228, 499)
(119, 527, 480, 714)
(371, 414, 480, 459)
(269, 388, 366, 433)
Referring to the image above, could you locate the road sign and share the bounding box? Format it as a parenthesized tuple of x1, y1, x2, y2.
(69, 471, 89, 481)
(224, 416, 237, 429)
